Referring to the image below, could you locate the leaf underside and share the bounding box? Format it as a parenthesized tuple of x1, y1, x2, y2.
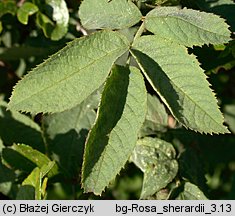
(42, 91, 100, 177)
(177, 182, 208, 200)
(131, 36, 229, 134)
(139, 94, 168, 137)
(79, 0, 142, 30)
(82, 65, 147, 195)
(145, 7, 231, 47)
(131, 137, 178, 199)
(8, 30, 129, 114)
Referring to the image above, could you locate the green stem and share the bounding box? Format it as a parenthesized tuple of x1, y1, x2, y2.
(133, 21, 145, 42)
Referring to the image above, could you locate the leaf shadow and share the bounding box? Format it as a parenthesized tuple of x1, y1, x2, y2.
(82, 66, 130, 185)
(48, 129, 88, 179)
(131, 49, 183, 122)
(0, 105, 44, 152)
(16, 185, 35, 200)
(179, 146, 208, 192)
(2, 148, 37, 172)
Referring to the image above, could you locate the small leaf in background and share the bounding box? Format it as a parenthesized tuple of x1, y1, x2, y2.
(17, 2, 38, 25)
(16, 167, 42, 200)
(131, 36, 229, 134)
(118, 27, 139, 43)
(2, 144, 58, 178)
(43, 90, 100, 178)
(8, 30, 129, 114)
(36, 12, 54, 39)
(177, 182, 208, 200)
(12, 144, 49, 167)
(0, 101, 44, 151)
(130, 137, 178, 199)
(0, 0, 17, 17)
(11, 144, 58, 177)
(17, 162, 54, 200)
(45, 0, 69, 40)
(82, 65, 147, 195)
(224, 104, 235, 134)
(139, 94, 168, 137)
(79, 0, 142, 30)
(2, 148, 36, 173)
(21, 167, 41, 200)
(145, 7, 231, 47)
(115, 27, 139, 66)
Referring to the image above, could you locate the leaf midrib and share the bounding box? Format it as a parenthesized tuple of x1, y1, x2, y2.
(170, 76, 222, 131)
(86, 76, 143, 192)
(131, 49, 224, 132)
(147, 15, 229, 39)
(11, 46, 127, 108)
